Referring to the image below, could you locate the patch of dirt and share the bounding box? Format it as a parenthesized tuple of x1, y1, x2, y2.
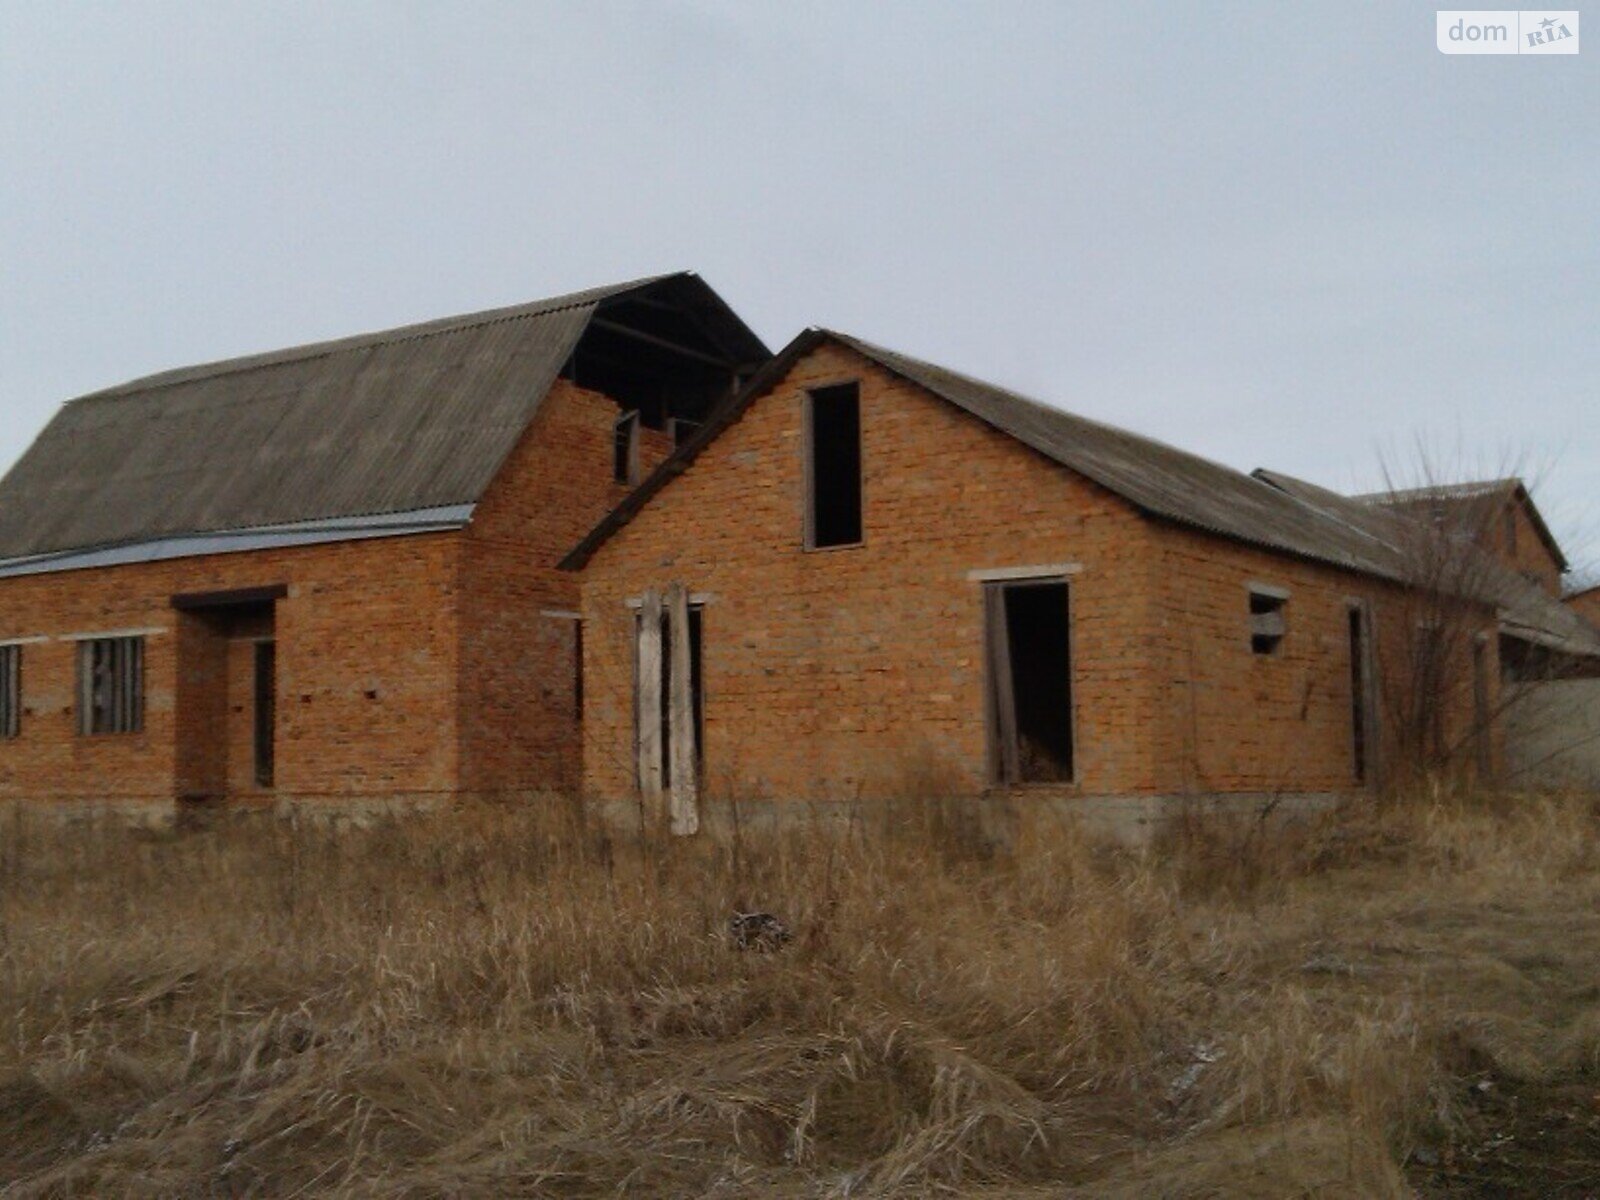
(1410, 1069, 1600, 1198)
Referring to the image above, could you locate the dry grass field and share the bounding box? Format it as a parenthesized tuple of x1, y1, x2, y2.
(0, 790, 1596, 1198)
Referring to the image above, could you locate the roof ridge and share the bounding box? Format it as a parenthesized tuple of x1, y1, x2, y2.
(1351, 478, 1520, 502)
(69, 272, 679, 405)
(823, 329, 1283, 487)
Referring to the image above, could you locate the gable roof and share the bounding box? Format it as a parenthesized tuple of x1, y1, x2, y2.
(562, 328, 1600, 664)
(0, 272, 766, 564)
(562, 327, 1402, 578)
(1350, 478, 1569, 572)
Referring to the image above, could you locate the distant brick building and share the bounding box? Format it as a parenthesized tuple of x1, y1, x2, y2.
(1355, 478, 1569, 598)
(0, 274, 766, 812)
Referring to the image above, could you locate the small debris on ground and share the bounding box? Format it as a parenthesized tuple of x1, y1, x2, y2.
(728, 911, 792, 952)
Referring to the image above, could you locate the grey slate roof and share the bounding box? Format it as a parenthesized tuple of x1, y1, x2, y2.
(0, 272, 764, 562)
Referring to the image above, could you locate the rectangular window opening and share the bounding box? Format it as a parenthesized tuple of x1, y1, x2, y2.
(1472, 637, 1491, 779)
(573, 618, 585, 721)
(986, 580, 1073, 784)
(614, 410, 641, 485)
(0, 645, 19, 739)
(806, 383, 863, 549)
(1249, 588, 1288, 655)
(669, 417, 700, 448)
(79, 636, 144, 736)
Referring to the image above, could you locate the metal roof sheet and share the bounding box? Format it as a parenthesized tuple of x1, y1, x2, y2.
(0, 506, 475, 579)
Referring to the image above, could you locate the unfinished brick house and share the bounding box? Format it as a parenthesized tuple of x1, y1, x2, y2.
(0, 273, 766, 813)
(563, 329, 1600, 831)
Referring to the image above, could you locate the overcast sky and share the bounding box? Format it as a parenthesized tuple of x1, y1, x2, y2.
(3, 2, 1596, 576)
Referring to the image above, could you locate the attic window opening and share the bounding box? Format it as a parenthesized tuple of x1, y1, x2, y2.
(805, 383, 863, 549)
(1249, 587, 1288, 656)
(614, 411, 641, 485)
(669, 417, 701, 448)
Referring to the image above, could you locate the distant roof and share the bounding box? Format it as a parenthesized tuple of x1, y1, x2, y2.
(563, 327, 1403, 579)
(0, 272, 767, 563)
(1351, 478, 1568, 572)
(1257, 470, 1600, 658)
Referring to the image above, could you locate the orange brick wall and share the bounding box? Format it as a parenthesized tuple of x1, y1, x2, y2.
(578, 343, 1165, 803)
(1492, 498, 1564, 596)
(457, 379, 671, 795)
(578, 341, 1498, 805)
(1567, 589, 1600, 632)
(0, 533, 460, 803)
(1145, 523, 1497, 793)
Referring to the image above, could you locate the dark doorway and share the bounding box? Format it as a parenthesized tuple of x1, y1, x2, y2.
(986, 580, 1074, 784)
(1348, 607, 1368, 784)
(170, 588, 280, 800)
(658, 606, 704, 788)
(254, 640, 276, 788)
(1472, 637, 1491, 779)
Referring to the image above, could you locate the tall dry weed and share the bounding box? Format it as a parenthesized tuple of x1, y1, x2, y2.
(0, 787, 1594, 1196)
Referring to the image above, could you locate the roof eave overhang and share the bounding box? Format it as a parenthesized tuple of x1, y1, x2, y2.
(0, 505, 475, 581)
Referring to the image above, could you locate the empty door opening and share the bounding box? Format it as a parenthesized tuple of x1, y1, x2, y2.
(986, 580, 1074, 784)
(1348, 607, 1368, 784)
(1472, 636, 1491, 779)
(254, 640, 276, 788)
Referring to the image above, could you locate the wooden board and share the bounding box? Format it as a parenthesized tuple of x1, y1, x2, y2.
(667, 583, 700, 836)
(636, 589, 664, 815)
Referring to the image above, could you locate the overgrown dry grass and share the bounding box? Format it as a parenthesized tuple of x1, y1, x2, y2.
(0, 790, 1596, 1197)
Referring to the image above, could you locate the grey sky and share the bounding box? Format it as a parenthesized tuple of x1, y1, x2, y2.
(3, 2, 1596, 576)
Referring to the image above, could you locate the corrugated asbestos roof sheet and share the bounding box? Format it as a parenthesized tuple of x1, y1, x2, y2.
(0, 272, 760, 562)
